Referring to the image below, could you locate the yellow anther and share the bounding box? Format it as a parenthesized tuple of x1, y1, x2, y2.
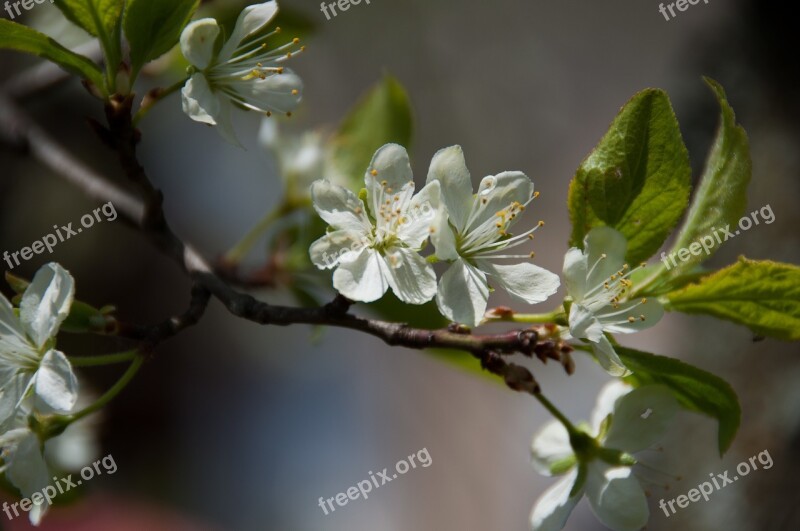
(529, 252, 536, 258)
(601, 253, 607, 259)
(371, 169, 379, 176)
(527, 234, 534, 240)
(293, 37, 300, 44)
(641, 298, 647, 304)
(292, 89, 299, 95)
(640, 315, 646, 321)
(538, 220, 545, 227)
(628, 316, 636, 323)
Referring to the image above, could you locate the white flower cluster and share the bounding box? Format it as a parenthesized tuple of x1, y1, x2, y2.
(0, 263, 82, 525)
(309, 144, 562, 325)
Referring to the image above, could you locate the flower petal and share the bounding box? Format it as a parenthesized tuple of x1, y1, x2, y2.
(466, 171, 533, 233)
(426, 145, 473, 231)
(20, 263, 74, 350)
(478, 260, 561, 305)
(595, 298, 664, 334)
(332, 249, 390, 303)
(435, 259, 489, 326)
(2, 429, 52, 524)
(0, 372, 28, 427)
(592, 336, 630, 377)
(585, 462, 648, 531)
(310, 180, 371, 232)
(568, 303, 605, 342)
(383, 247, 437, 305)
(562, 247, 588, 302)
(603, 385, 678, 453)
(309, 230, 367, 270)
(218, 1, 279, 61)
(531, 420, 575, 477)
(365, 144, 415, 223)
(529, 469, 582, 531)
(397, 180, 440, 249)
(33, 350, 78, 414)
(179, 18, 220, 69)
(590, 381, 633, 435)
(230, 69, 303, 114)
(181, 73, 221, 125)
(0, 294, 35, 363)
(583, 227, 627, 288)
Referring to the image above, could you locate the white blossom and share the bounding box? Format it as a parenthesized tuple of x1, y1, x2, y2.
(530, 382, 678, 531)
(309, 144, 441, 304)
(426, 145, 560, 326)
(562, 227, 664, 376)
(180, 1, 303, 146)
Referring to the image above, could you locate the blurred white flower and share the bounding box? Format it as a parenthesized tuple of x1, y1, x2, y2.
(259, 118, 326, 196)
(309, 144, 440, 304)
(426, 145, 560, 326)
(0, 415, 51, 525)
(530, 382, 678, 531)
(180, 1, 303, 146)
(562, 227, 663, 376)
(0, 263, 78, 424)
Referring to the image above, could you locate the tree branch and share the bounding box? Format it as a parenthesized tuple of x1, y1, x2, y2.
(0, 91, 572, 395)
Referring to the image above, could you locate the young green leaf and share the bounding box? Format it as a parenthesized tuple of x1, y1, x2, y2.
(659, 79, 752, 284)
(328, 75, 413, 189)
(617, 346, 740, 455)
(54, 0, 124, 77)
(568, 89, 691, 264)
(0, 20, 105, 90)
(665, 258, 800, 340)
(124, 0, 200, 77)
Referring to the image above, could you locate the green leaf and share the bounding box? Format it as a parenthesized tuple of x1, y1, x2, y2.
(328, 74, 414, 189)
(124, 0, 199, 77)
(618, 346, 740, 455)
(568, 89, 691, 264)
(0, 20, 105, 90)
(665, 258, 800, 340)
(662, 79, 752, 281)
(54, 0, 124, 77)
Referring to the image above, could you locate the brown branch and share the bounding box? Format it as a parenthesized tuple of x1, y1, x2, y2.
(0, 91, 571, 395)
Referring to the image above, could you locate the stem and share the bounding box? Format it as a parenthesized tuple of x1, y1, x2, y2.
(223, 202, 295, 264)
(68, 349, 138, 367)
(535, 393, 580, 435)
(484, 309, 565, 325)
(68, 354, 144, 422)
(133, 78, 188, 126)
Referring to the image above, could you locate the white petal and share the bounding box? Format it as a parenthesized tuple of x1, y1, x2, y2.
(229, 69, 303, 114)
(33, 350, 78, 414)
(562, 247, 588, 302)
(583, 227, 627, 288)
(585, 462, 648, 531)
(595, 298, 664, 335)
(435, 259, 489, 326)
(603, 385, 678, 453)
(383, 247, 437, 305)
(181, 73, 221, 125)
(568, 303, 605, 342)
(310, 180, 371, 232)
(0, 294, 35, 362)
(0, 372, 28, 426)
(590, 381, 633, 435)
(426, 145, 473, 231)
(333, 249, 390, 303)
(592, 336, 630, 377)
(218, 1, 279, 61)
(397, 180, 440, 249)
(478, 261, 560, 305)
(3, 430, 51, 513)
(467, 171, 533, 233)
(309, 230, 367, 270)
(20, 263, 74, 350)
(179, 18, 220, 69)
(530, 420, 574, 477)
(430, 217, 459, 261)
(258, 115, 279, 149)
(365, 144, 415, 223)
(529, 469, 582, 531)
(213, 97, 244, 148)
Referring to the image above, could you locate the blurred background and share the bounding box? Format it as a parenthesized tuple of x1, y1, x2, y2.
(1, 0, 799, 529)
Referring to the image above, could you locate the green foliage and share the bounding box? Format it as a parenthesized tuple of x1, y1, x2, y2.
(124, 0, 199, 78)
(665, 258, 800, 340)
(328, 74, 414, 189)
(54, 0, 125, 78)
(0, 20, 105, 91)
(618, 347, 740, 455)
(660, 78, 752, 285)
(568, 89, 691, 264)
